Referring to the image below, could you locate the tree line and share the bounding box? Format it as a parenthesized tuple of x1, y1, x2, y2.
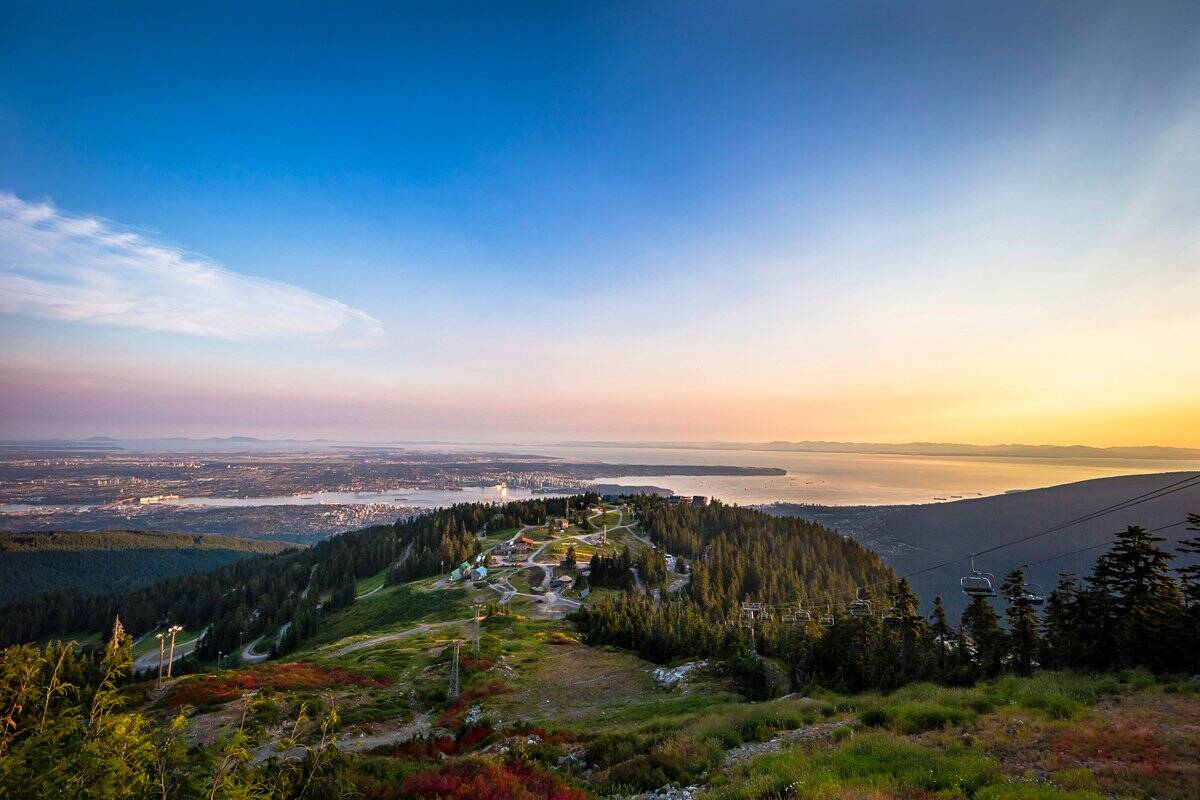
(585, 545, 670, 592)
(0, 496, 599, 663)
(574, 504, 1200, 696)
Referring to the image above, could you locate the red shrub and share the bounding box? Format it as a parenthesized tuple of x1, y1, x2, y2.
(437, 679, 512, 728)
(1053, 722, 1170, 770)
(400, 760, 589, 800)
(509, 725, 574, 746)
(165, 662, 390, 708)
(391, 726, 495, 759)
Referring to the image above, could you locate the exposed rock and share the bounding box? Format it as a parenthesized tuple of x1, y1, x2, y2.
(723, 720, 844, 766)
(626, 784, 701, 800)
(651, 660, 707, 688)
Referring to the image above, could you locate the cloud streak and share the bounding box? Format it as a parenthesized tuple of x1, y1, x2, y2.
(0, 193, 383, 345)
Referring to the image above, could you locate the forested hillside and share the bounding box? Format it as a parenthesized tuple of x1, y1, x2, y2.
(0, 530, 296, 603)
(640, 498, 894, 614)
(577, 502, 1200, 695)
(0, 497, 584, 651)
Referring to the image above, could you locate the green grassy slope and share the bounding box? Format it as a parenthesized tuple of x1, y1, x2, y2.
(155, 597, 1200, 800)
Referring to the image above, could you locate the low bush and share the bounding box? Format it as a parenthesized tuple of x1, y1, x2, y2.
(335, 691, 412, 728)
(686, 701, 815, 749)
(858, 701, 973, 733)
(976, 785, 1105, 800)
(706, 731, 1000, 800)
(859, 708, 888, 727)
(1052, 768, 1102, 792)
(887, 701, 975, 734)
(982, 671, 1135, 720)
(390, 725, 496, 759)
(601, 737, 722, 793)
(585, 732, 654, 769)
(400, 758, 588, 800)
(165, 662, 389, 708)
(247, 693, 282, 725)
(726, 654, 792, 701)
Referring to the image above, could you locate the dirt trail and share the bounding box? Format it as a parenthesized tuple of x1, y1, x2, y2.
(324, 618, 471, 658)
(338, 713, 432, 752)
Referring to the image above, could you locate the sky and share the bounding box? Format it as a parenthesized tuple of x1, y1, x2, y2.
(1, 2, 1198, 446)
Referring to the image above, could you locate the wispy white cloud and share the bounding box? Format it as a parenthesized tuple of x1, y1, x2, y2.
(0, 193, 383, 346)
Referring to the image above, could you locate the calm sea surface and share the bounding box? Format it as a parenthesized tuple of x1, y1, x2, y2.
(402, 443, 1200, 506)
(11, 445, 1194, 512)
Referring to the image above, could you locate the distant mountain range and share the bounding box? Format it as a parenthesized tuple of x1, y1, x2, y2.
(765, 471, 1200, 616)
(564, 440, 1200, 460)
(4, 438, 1197, 460)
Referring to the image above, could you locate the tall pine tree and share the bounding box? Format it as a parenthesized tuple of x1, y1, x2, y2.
(1089, 525, 1185, 671)
(1001, 568, 1041, 675)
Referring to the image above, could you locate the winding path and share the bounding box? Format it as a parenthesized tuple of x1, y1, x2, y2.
(324, 618, 472, 659)
(132, 627, 208, 673)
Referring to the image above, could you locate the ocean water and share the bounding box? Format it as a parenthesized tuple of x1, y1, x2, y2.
(400, 442, 1200, 506)
(8, 444, 1195, 512)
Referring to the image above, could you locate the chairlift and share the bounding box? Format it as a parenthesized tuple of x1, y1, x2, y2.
(819, 606, 835, 627)
(848, 588, 873, 618)
(960, 558, 997, 598)
(1014, 582, 1045, 607)
(881, 598, 902, 624)
(796, 603, 813, 623)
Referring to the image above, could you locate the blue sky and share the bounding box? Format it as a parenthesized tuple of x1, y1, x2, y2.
(2, 2, 1198, 444)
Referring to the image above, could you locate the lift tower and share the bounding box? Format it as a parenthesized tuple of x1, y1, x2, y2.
(448, 640, 462, 700)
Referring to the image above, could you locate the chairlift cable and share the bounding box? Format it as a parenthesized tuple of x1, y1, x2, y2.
(1017, 518, 1191, 570)
(968, 474, 1200, 559)
(764, 474, 1200, 610)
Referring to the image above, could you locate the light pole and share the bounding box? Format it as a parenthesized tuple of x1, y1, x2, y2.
(155, 632, 166, 687)
(165, 624, 183, 678)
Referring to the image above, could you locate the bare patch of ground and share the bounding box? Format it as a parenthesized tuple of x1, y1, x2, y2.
(492, 641, 660, 724)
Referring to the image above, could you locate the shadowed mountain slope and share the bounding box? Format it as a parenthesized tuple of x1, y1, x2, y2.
(0, 529, 297, 603)
(766, 471, 1200, 615)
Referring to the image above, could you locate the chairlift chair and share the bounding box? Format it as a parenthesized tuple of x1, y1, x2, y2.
(881, 598, 903, 624)
(819, 606, 835, 627)
(961, 559, 997, 598)
(848, 589, 873, 618)
(1014, 582, 1045, 607)
(796, 603, 813, 623)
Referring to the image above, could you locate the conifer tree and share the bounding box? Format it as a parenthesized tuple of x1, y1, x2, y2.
(929, 595, 951, 670)
(1001, 568, 1040, 675)
(1090, 525, 1185, 671)
(887, 578, 926, 682)
(1041, 573, 1081, 669)
(961, 595, 1003, 678)
(1174, 513, 1200, 671)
